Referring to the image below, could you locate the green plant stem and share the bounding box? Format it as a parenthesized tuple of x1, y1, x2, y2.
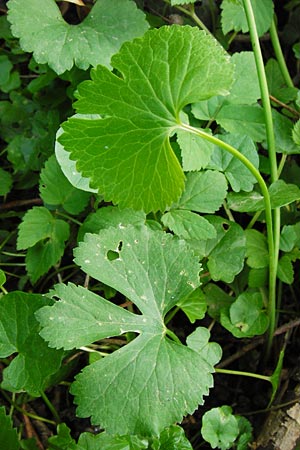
(242, 0, 280, 353)
(55, 211, 82, 226)
(216, 368, 271, 384)
(1, 390, 57, 425)
(1, 286, 8, 294)
(179, 122, 274, 253)
(270, 17, 294, 88)
(166, 328, 181, 344)
(40, 390, 60, 423)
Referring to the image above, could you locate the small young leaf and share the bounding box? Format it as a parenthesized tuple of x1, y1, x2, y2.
(176, 289, 207, 323)
(37, 225, 218, 436)
(40, 155, 90, 214)
(177, 171, 228, 214)
(0, 406, 19, 450)
(221, 0, 274, 37)
(0, 55, 13, 86)
(201, 405, 239, 450)
(161, 210, 216, 241)
(17, 207, 70, 282)
(60, 25, 234, 212)
(235, 416, 253, 450)
(187, 327, 222, 367)
(7, 0, 149, 74)
(191, 216, 246, 283)
(220, 291, 269, 338)
(0, 292, 63, 396)
(208, 134, 259, 192)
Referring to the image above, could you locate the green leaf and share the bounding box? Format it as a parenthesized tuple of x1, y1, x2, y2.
(17, 207, 65, 249)
(176, 289, 207, 323)
(227, 180, 300, 212)
(224, 52, 261, 105)
(0, 167, 13, 196)
(177, 171, 228, 214)
(0, 269, 6, 288)
(203, 283, 234, 320)
(40, 155, 90, 214)
(170, 0, 197, 4)
(177, 129, 214, 171)
(216, 105, 266, 142)
(248, 267, 268, 288)
(191, 52, 262, 124)
(17, 207, 70, 282)
(7, 0, 149, 74)
(162, 210, 216, 241)
(37, 225, 218, 435)
(0, 292, 63, 396)
(77, 432, 148, 450)
(201, 406, 239, 450)
(60, 25, 234, 212)
(191, 216, 246, 283)
(0, 55, 13, 86)
(150, 425, 192, 450)
(235, 416, 253, 450)
(266, 59, 298, 103)
(292, 119, 300, 146)
(280, 225, 298, 252)
(221, 0, 274, 37)
(272, 110, 300, 154)
(186, 327, 222, 367)
(48, 424, 77, 450)
(208, 134, 259, 192)
(0, 407, 19, 450)
(78, 206, 146, 242)
(277, 255, 294, 284)
(192, 95, 224, 122)
(55, 125, 98, 194)
(245, 229, 269, 268)
(220, 291, 269, 338)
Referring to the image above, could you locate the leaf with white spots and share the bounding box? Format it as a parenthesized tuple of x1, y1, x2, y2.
(37, 225, 219, 436)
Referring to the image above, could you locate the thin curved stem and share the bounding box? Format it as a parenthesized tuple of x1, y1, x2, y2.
(180, 123, 276, 347)
(242, 0, 280, 354)
(216, 368, 271, 384)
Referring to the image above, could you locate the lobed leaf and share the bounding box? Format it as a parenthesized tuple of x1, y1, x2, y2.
(37, 225, 219, 435)
(60, 25, 234, 212)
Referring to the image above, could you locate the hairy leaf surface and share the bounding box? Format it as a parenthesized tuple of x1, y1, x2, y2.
(37, 225, 219, 435)
(60, 26, 234, 212)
